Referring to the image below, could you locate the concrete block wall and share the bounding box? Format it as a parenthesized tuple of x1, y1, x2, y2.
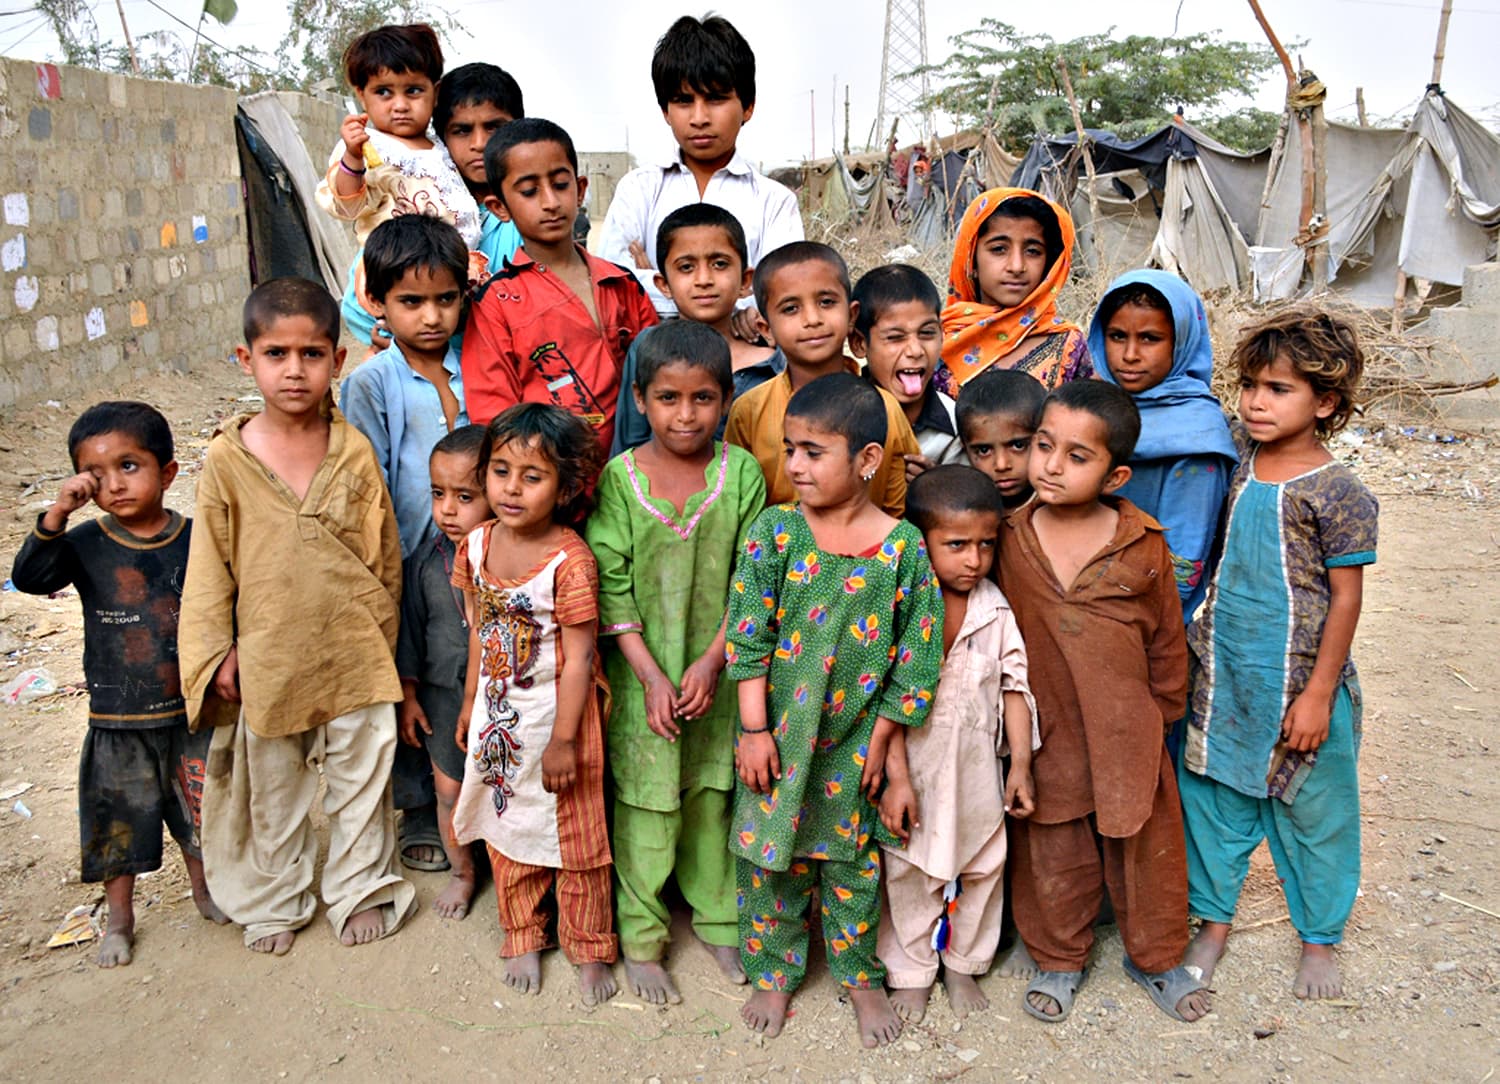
(0, 58, 250, 411)
(1418, 262, 1500, 429)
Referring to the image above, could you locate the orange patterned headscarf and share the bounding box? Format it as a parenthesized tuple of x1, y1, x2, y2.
(940, 187, 1081, 388)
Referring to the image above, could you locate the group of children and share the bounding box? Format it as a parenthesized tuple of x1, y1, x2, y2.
(13, 11, 1379, 1051)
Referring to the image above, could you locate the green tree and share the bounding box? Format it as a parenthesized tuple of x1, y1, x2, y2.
(923, 19, 1282, 152)
(280, 0, 467, 93)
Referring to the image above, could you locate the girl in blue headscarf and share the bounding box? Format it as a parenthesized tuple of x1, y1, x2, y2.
(1088, 270, 1237, 623)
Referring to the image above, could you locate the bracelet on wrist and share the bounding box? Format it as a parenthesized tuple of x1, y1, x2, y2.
(338, 158, 366, 177)
(739, 723, 769, 735)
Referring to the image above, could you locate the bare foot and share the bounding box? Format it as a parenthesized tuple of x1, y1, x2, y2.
(696, 935, 748, 984)
(504, 951, 541, 995)
(742, 988, 790, 1037)
(849, 987, 902, 1047)
(625, 959, 681, 1005)
(889, 984, 931, 1023)
(97, 929, 133, 968)
(433, 874, 475, 920)
(1184, 920, 1231, 986)
(339, 907, 385, 946)
(193, 888, 230, 925)
(249, 930, 295, 955)
(997, 939, 1040, 980)
(944, 971, 990, 1017)
(579, 961, 618, 1006)
(1294, 942, 1343, 999)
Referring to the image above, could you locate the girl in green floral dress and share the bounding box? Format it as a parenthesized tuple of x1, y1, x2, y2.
(726, 373, 943, 1049)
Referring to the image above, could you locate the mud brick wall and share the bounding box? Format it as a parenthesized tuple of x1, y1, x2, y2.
(0, 59, 251, 412)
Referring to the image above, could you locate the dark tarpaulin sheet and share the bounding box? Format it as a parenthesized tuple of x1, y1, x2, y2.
(236, 109, 324, 287)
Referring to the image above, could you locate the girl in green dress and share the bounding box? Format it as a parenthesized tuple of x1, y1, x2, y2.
(726, 373, 944, 1048)
(587, 321, 766, 1005)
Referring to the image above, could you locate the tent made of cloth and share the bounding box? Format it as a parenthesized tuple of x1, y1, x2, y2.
(1254, 91, 1500, 304)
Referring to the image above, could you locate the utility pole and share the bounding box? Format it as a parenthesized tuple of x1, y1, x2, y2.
(872, 0, 935, 151)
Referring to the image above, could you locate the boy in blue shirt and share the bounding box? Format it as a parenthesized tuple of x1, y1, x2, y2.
(341, 213, 469, 873)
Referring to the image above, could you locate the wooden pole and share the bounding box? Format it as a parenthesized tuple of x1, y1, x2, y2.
(1356, 87, 1368, 126)
(114, 0, 139, 74)
(810, 89, 815, 161)
(1430, 0, 1454, 86)
(843, 84, 850, 156)
(1309, 92, 1328, 288)
(1056, 58, 1101, 264)
(1248, 0, 1319, 285)
(1391, 269, 1409, 333)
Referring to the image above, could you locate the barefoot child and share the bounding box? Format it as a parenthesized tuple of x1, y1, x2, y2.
(1180, 311, 1376, 1001)
(10, 403, 226, 966)
(1089, 269, 1237, 621)
(395, 425, 493, 920)
(955, 368, 1047, 510)
(850, 264, 966, 478)
(878, 465, 1038, 1024)
(998, 381, 1209, 1024)
(937, 188, 1093, 395)
(180, 279, 416, 955)
(726, 373, 943, 1047)
(316, 24, 481, 348)
(461, 118, 658, 456)
(725, 242, 921, 517)
(612, 203, 781, 453)
(586, 321, 766, 1003)
(451, 405, 618, 1005)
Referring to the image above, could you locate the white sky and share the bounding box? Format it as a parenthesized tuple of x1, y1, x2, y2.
(3, 0, 1497, 168)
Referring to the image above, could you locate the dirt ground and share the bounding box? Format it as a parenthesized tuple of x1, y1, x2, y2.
(0, 362, 1495, 1083)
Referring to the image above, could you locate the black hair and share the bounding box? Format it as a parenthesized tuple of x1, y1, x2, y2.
(752, 241, 850, 314)
(478, 403, 602, 526)
(362, 215, 469, 302)
(980, 195, 1065, 276)
(242, 277, 340, 347)
(343, 23, 443, 88)
(1095, 281, 1173, 332)
(634, 322, 733, 398)
(851, 263, 941, 337)
(651, 15, 756, 111)
(905, 464, 1004, 533)
(484, 117, 578, 194)
(654, 203, 749, 274)
(67, 401, 174, 471)
(785, 372, 887, 454)
(431, 422, 488, 465)
(1041, 380, 1141, 468)
(433, 62, 524, 135)
(956, 368, 1048, 441)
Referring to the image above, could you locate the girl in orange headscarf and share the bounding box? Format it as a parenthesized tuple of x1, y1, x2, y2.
(936, 187, 1094, 396)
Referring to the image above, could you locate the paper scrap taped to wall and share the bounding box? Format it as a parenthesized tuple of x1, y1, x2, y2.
(192, 215, 208, 243)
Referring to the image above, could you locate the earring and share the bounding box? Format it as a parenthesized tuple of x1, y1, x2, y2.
(861, 470, 875, 482)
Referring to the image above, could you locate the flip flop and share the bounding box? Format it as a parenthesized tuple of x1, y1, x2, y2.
(1122, 954, 1210, 1022)
(1022, 968, 1087, 1023)
(398, 805, 451, 873)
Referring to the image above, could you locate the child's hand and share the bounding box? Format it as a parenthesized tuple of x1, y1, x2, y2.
(676, 654, 722, 720)
(40, 472, 99, 533)
(398, 687, 431, 748)
(454, 709, 469, 752)
(734, 730, 780, 794)
(861, 726, 894, 801)
(878, 776, 919, 842)
(627, 239, 652, 270)
(1281, 688, 1332, 753)
(541, 736, 578, 793)
(212, 645, 240, 703)
(902, 453, 935, 482)
(731, 305, 771, 346)
(1003, 764, 1036, 820)
(642, 674, 680, 742)
(340, 114, 370, 161)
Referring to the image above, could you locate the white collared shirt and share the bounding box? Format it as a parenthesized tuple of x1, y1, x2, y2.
(597, 149, 804, 316)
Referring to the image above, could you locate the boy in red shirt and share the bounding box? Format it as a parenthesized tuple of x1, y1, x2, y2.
(461, 118, 657, 460)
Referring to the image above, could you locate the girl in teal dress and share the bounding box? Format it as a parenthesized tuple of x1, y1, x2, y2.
(1180, 310, 1377, 1003)
(726, 373, 943, 1049)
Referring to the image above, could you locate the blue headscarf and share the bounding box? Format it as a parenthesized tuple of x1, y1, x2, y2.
(1088, 269, 1237, 463)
